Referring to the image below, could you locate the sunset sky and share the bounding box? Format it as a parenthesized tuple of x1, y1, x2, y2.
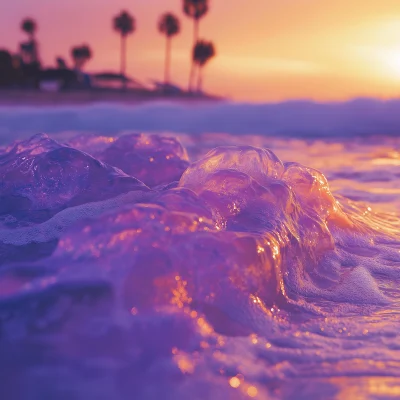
(1, 0, 400, 101)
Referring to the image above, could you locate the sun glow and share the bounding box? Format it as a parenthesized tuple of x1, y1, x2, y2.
(356, 45, 400, 82)
(349, 18, 400, 82)
(379, 49, 400, 80)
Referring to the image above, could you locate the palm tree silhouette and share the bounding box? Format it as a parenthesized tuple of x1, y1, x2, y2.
(183, 0, 209, 92)
(56, 57, 67, 69)
(71, 45, 92, 70)
(193, 40, 215, 93)
(158, 13, 180, 86)
(21, 18, 38, 63)
(21, 18, 36, 40)
(113, 10, 135, 90)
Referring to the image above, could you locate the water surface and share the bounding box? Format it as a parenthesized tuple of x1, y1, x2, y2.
(0, 103, 400, 399)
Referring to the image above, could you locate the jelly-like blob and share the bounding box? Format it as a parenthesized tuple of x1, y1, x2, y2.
(0, 134, 149, 224)
(99, 133, 190, 187)
(179, 146, 284, 189)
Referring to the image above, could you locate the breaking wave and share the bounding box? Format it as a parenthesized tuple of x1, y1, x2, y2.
(0, 132, 399, 399)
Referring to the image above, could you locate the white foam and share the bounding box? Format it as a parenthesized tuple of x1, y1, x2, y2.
(0, 190, 150, 246)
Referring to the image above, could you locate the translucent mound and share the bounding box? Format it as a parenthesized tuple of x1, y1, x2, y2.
(0, 134, 149, 225)
(0, 137, 386, 306)
(179, 146, 340, 257)
(99, 133, 190, 187)
(179, 146, 284, 188)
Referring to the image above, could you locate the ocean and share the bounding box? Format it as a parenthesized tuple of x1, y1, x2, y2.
(0, 100, 399, 399)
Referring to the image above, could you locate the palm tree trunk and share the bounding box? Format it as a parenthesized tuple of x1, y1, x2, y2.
(188, 19, 199, 92)
(121, 35, 127, 90)
(30, 33, 37, 64)
(197, 67, 203, 93)
(165, 36, 171, 86)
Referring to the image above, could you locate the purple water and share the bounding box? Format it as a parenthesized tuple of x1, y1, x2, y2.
(0, 102, 400, 399)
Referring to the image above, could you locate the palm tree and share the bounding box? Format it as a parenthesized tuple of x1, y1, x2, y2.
(193, 40, 215, 93)
(21, 18, 38, 63)
(21, 18, 36, 39)
(183, 0, 209, 91)
(71, 45, 92, 70)
(158, 13, 180, 86)
(56, 57, 67, 69)
(113, 10, 135, 89)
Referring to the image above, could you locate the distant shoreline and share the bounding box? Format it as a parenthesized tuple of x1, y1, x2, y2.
(0, 89, 225, 106)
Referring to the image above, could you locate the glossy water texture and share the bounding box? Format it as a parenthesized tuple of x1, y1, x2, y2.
(0, 130, 400, 400)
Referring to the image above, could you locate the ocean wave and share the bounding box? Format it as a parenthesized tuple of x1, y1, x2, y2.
(0, 132, 399, 399)
(1, 98, 400, 142)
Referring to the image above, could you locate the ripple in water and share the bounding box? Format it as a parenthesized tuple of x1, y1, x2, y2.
(0, 133, 399, 399)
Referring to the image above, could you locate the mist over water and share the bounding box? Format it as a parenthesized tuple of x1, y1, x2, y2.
(0, 103, 400, 399)
(1, 98, 400, 140)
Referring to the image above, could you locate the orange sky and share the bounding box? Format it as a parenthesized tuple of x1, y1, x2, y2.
(1, 0, 400, 101)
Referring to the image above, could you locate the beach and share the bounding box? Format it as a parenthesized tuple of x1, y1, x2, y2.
(3, 0, 400, 398)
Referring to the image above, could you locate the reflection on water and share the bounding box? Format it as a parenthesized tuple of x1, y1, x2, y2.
(332, 377, 400, 399)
